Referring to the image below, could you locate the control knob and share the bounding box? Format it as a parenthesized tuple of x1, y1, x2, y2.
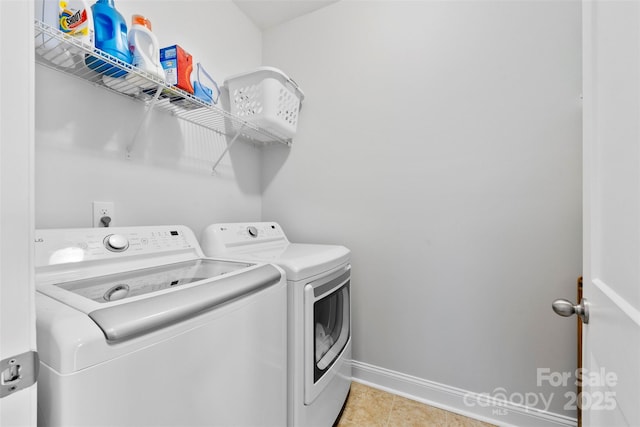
(104, 234, 129, 252)
(247, 226, 258, 238)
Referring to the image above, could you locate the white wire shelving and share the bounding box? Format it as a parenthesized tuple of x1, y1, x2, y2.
(33, 20, 292, 170)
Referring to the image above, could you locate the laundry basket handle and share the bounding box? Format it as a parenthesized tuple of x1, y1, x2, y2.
(285, 76, 304, 109)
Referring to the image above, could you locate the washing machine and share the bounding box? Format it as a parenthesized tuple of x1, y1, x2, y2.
(200, 222, 352, 427)
(34, 225, 287, 427)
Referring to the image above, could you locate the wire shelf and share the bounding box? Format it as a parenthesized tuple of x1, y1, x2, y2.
(33, 19, 293, 147)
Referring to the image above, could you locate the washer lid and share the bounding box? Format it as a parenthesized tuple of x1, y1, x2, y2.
(38, 261, 280, 343)
(44, 259, 252, 307)
(234, 243, 350, 281)
(88, 264, 281, 342)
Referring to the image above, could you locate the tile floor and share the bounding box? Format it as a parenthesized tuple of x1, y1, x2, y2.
(336, 382, 496, 427)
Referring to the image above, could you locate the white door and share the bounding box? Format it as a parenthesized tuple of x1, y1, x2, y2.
(0, 0, 37, 426)
(581, 0, 640, 426)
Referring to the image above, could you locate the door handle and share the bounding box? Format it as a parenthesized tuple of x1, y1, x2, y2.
(552, 298, 589, 324)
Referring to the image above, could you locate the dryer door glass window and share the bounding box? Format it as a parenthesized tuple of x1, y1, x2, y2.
(314, 282, 350, 382)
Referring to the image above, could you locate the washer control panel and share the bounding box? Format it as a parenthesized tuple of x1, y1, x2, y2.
(34, 226, 199, 267)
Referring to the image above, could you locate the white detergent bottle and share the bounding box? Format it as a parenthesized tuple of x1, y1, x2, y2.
(126, 15, 165, 89)
(35, 0, 94, 68)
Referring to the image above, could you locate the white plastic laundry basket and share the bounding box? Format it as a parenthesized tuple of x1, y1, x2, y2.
(224, 67, 305, 140)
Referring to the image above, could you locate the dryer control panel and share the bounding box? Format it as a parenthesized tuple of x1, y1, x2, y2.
(200, 222, 289, 255)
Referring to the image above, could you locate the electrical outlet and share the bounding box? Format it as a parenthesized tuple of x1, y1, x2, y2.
(93, 201, 114, 228)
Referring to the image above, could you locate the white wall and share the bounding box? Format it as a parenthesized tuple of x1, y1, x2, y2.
(262, 0, 582, 420)
(35, 0, 263, 236)
(1, 1, 37, 425)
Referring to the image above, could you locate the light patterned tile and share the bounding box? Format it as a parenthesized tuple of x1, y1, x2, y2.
(338, 382, 394, 427)
(335, 417, 364, 427)
(337, 384, 370, 425)
(336, 382, 495, 427)
(447, 412, 497, 427)
(387, 395, 448, 427)
(349, 381, 370, 395)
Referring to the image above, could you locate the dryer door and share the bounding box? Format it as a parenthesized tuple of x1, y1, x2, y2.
(303, 265, 351, 404)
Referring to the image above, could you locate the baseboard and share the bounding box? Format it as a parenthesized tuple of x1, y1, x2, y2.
(351, 360, 577, 427)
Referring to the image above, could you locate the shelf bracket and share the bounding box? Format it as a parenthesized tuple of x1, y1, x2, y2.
(126, 84, 164, 159)
(211, 125, 246, 173)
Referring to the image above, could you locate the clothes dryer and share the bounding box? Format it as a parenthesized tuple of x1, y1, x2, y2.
(201, 222, 352, 427)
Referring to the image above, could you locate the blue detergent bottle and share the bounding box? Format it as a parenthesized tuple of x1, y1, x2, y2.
(85, 0, 132, 77)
